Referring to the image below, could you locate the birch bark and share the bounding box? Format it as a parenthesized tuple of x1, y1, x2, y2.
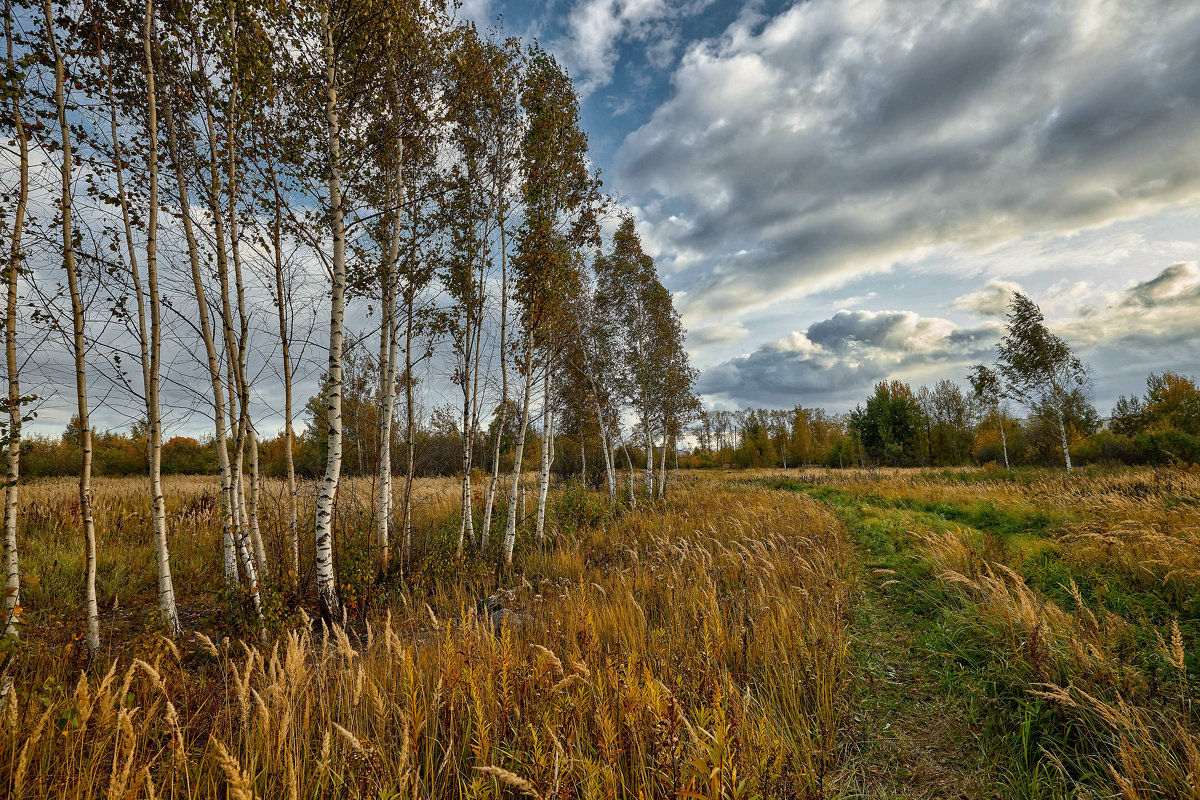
(3, 1, 26, 638)
(106, 7, 182, 634)
(314, 7, 345, 621)
(376, 129, 402, 578)
(535, 368, 553, 541)
(45, 0, 99, 652)
(480, 218, 509, 550)
(267, 165, 299, 590)
(160, 47, 242, 590)
(502, 337, 535, 567)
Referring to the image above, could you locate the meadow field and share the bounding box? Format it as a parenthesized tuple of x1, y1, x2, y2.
(2, 466, 1198, 799)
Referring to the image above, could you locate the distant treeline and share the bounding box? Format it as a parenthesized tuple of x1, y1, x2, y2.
(19, 412, 542, 481)
(22, 367, 1200, 478)
(680, 370, 1200, 470)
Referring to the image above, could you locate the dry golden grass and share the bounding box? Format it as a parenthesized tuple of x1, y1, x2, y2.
(2, 475, 857, 798)
(15, 474, 470, 633)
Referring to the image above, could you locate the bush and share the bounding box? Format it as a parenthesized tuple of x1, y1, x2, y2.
(550, 480, 617, 535)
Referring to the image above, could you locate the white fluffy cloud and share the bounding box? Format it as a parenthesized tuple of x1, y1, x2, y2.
(618, 0, 1200, 328)
(553, 0, 703, 93)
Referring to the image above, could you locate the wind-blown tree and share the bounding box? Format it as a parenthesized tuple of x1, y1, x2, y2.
(156, 0, 265, 631)
(562, 272, 621, 499)
(969, 364, 1010, 470)
(995, 292, 1090, 473)
(594, 216, 654, 497)
(502, 45, 600, 568)
(649, 283, 695, 498)
(471, 32, 523, 550)
(178, 0, 269, 586)
(354, 0, 450, 576)
(443, 22, 497, 556)
(258, 129, 304, 592)
(593, 213, 693, 498)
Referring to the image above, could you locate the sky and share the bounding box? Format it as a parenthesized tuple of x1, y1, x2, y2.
(464, 0, 1200, 415)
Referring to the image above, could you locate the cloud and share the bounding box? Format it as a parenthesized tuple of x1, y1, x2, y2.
(952, 279, 1023, 317)
(687, 320, 749, 346)
(1122, 262, 1200, 307)
(697, 263, 1200, 411)
(554, 0, 688, 93)
(697, 308, 999, 407)
(617, 0, 1200, 327)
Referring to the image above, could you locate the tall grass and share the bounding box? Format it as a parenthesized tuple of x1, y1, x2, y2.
(2, 477, 855, 798)
(919, 525, 1199, 799)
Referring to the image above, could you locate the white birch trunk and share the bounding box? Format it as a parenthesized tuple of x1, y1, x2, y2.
(999, 412, 1010, 471)
(315, 8, 345, 621)
(160, 53, 241, 590)
(621, 439, 636, 507)
(142, 4, 181, 637)
(643, 420, 654, 500)
(268, 163, 299, 592)
(401, 292, 416, 569)
(535, 369, 553, 542)
(3, 1, 27, 638)
(481, 425, 503, 550)
(457, 278, 484, 557)
(108, 11, 182, 635)
(194, 9, 257, 591)
(502, 338, 535, 568)
(657, 431, 668, 499)
(246, 428, 266, 572)
(480, 225, 509, 550)
(376, 148, 402, 577)
(594, 400, 615, 501)
(1056, 395, 1073, 474)
(46, 0, 98, 652)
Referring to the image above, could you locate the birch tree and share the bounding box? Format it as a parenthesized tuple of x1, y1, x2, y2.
(472, 32, 521, 551)
(157, 6, 262, 624)
(43, 0, 99, 652)
(314, 0, 347, 622)
(365, 0, 448, 575)
(969, 364, 1010, 470)
(995, 292, 1089, 474)
(2, 0, 29, 639)
(92, 0, 182, 634)
(502, 47, 599, 567)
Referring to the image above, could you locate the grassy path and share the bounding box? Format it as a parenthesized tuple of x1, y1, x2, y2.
(844, 577, 997, 799)
(755, 476, 1075, 798)
(838, 508, 1002, 799)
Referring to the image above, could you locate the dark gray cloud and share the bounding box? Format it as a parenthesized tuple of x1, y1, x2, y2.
(697, 308, 999, 407)
(619, 0, 1200, 324)
(1122, 262, 1200, 307)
